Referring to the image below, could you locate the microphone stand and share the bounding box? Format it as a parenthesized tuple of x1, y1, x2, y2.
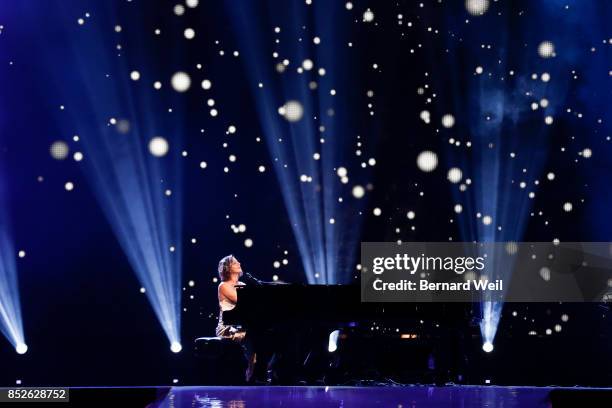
(243, 272, 287, 285)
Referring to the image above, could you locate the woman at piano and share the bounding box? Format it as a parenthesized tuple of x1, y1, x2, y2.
(215, 254, 256, 381)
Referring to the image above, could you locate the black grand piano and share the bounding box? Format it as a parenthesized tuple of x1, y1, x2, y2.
(219, 284, 476, 384)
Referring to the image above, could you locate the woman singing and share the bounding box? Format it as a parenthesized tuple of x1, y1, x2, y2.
(215, 254, 256, 381)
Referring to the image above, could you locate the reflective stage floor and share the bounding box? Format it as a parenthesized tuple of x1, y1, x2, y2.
(146, 386, 612, 408)
(17, 386, 609, 407)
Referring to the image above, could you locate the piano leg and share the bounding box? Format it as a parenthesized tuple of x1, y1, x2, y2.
(248, 327, 275, 384)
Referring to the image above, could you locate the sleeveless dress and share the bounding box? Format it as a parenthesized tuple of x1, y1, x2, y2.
(215, 288, 244, 337)
(215, 282, 254, 381)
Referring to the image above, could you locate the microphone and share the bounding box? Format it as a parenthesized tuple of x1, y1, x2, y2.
(243, 271, 263, 286)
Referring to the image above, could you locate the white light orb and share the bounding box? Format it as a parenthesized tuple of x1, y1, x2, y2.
(447, 167, 463, 183)
(482, 341, 494, 353)
(302, 59, 314, 70)
(363, 9, 374, 22)
(547, 172, 555, 180)
(174, 4, 185, 16)
(18, 250, 26, 258)
(563, 202, 573, 212)
(416, 150, 438, 172)
(186, 0, 199, 8)
(15, 343, 28, 354)
(454, 204, 463, 214)
(352, 185, 365, 198)
(582, 148, 592, 158)
(244, 238, 253, 248)
(154, 81, 162, 90)
(538, 41, 555, 58)
(505, 242, 518, 255)
(336, 167, 348, 177)
(539, 267, 551, 281)
(50, 141, 69, 160)
(281, 100, 304, 122)
(466, 0, 490, 15)
(73, 152, 83, 162)
(420, 110, 431, 124)
(64, 182, 74, 191)
(171, 71, 191, 92)
(544, 116, 554, 125)
(407, 211, 415, 220)
(170, 341, 182, 353)
(130, 70, 140, 81)
(117, 119, 131, 134)
(441, 114, 455, 128)
(201, 79, 212, 90)
(149, 137, 169, 157)
(540, 266, 550, 282)
(184, 28, 195, 39)
(482, 215, 492, 225)
(373, 208, 382, 216)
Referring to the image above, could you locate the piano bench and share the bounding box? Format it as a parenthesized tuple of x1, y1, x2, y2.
(194, 337, 247, 384)
(194, 336, 244, 357)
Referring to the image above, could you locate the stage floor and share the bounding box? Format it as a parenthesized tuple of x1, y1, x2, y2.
(147, 385, 612, 408)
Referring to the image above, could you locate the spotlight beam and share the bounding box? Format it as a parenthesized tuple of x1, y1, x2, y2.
(40, 6, 185, 350)
(0, 223, 26, 354)
(227, 0, 365, 283)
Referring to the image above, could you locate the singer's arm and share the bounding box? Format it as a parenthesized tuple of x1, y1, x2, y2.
(219, 281, 238, 303)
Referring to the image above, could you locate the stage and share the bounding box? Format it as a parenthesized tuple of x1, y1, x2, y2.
(16, 386, 609, 407)
(154, 386, 553, 407)
(1, 1, 612, 406)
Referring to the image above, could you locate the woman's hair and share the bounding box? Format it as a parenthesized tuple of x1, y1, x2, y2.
(218, 254, 241, 281)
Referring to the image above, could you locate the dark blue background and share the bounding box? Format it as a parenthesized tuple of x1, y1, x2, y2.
(0, 0, 610, 385)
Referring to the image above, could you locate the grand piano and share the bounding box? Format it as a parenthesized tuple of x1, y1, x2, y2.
(221, 284, 476, 384)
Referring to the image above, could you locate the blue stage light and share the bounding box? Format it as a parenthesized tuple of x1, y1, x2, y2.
(226, 0, 366, 284)
(328, 330, 340, 353)
(38, 9, 186, 351)
(482, 341, 494, 353)
(0, 226, 26, 354)
(15, 342, 28, 355)
(170, 341, 182, 353)
(79, 128, 184, 352)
